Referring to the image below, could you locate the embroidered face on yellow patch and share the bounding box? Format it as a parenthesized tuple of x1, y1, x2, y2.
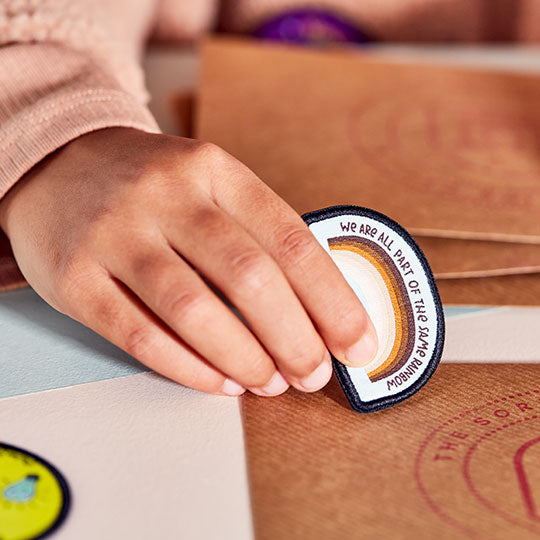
(0, 443, 70, 540)
(304, 206, 445, 412)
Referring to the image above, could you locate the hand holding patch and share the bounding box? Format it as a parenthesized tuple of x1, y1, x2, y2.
(304, 206, 445, 412)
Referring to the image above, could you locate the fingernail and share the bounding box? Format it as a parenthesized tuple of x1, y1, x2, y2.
(221, 378, 245, 396)
(345, 329, 378, 367)
(252, 371, 289, 397)
(299, 360, 332, 392)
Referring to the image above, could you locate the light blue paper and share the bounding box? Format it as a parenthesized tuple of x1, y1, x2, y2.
(0, 288, 148, 399)
(443, 306, 497, 319)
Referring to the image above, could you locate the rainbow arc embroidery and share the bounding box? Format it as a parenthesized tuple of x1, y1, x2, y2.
(304, 206, 445, 412)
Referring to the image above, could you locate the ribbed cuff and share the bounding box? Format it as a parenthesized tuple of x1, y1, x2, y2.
(0, 90, 160, 197)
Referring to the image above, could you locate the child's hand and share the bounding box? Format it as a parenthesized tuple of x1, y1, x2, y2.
(0, 128, 377, 396)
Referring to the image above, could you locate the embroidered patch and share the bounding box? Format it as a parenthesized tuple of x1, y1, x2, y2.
(0, 443, 70, 540)
(303, 206, 445, 413)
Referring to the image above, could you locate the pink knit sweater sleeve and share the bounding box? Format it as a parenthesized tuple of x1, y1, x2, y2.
(0, 0, 163, 200)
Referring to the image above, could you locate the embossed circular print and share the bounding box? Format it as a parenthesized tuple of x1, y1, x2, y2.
(0, 443, 70, 540)
(304, 206, 445, 412)
(416, 391, 540, 537)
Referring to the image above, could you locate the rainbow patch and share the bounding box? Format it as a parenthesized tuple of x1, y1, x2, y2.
(304, 206, 444, 413)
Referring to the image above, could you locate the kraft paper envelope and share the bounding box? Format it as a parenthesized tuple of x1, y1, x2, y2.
(175, 90, 540, 281)
(243, 365, 540, 540)
(417, 236, 540, 279)
(196, 38, 540, 304)
(174, 92, 540, 281)
(197, 38, 540, 242)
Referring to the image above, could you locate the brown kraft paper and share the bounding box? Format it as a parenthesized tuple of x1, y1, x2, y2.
(196, 38, 540, 304)
(243, 365, 540, 539)
(197, 38, 540, 242)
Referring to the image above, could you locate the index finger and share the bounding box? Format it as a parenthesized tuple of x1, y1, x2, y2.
(212, 165, 378, 368)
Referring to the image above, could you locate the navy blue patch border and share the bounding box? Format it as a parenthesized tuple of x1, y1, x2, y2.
(0, 442, 71, 539)
(302, 205, 445, 413)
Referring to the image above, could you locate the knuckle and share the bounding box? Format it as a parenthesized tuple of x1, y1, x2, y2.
(190, 140, 227, 164)
(227, 249, 275, 293)
(277, 224, 318, 265)
(162, 288, 207, 326)
(124, 325, 157, 359)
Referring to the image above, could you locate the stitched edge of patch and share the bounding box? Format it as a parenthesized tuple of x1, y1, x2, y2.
(303, 205, 445, 413)
(0, 442, 71, 540)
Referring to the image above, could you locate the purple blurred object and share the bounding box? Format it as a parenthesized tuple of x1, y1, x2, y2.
(254, 9, 369, 45)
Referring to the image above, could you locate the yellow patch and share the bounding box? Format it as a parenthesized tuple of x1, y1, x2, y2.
(0, 444, 68, 540)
